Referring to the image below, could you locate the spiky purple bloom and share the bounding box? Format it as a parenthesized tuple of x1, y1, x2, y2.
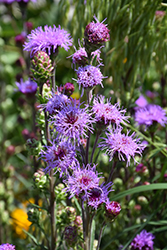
(0, 244, 15, 250)
(76, 65, 104, 93)
(84, 16, 110, 45)
(135, 104, 167, 127)
(87, 182, 113, 210)
(40, 91, 69, 115)
(40, 139, 77, 176)
(51, 100, 95, 145)
(16, 78, 37, 95)
(64, 164, 101, 198)
(92, 95, 129, 127)
(24, 25, 73, 56)
(71, 47, 102, 66)
(130, 230, 155, 250)
(99, 127, 145, 166)
(135, 95, 148, 108)
(105, 201, 121, 220)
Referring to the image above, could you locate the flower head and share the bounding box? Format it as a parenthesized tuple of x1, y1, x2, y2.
(16, 78, 38, 95)
(130, 230, 155, 250)
(2, 0, 36, 3)
(92, 95, 129, 128)
(135, 104, 167, 127)
(105, 201, 121, 220)
(40, 139, 77, 177)
(24, 25, 73, 56)
(51, 100, 95, 145)
(84, 16, 110, 52)
(87, 182, 113, 210)
(99, 127, 145, 166)
(0, 244, 15, 250)
(64, 164, 101, 198)
(40, 91, 69, 115)
(135, 95, 148, 108)
(76, 65, 104, 93)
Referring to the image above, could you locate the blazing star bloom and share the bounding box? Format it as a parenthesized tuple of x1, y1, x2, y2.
(51, 100, 95, 145)
(24, 25, 73, 56)
(92, 95, 129, 127)
(1, 0, 36, 3)
(135, 104, 167, 127)
(16, 78, 38, 95)
(0, 244, 15, 250)
(64, 164, 101, 198)
(40, 139, 77, 176)
(99, 127, 145, 166)
(87, 182, 113, 210)
(135, 95, 148, 108)
(84, 16, 110, 49)
(105, 201, 121, 220)
(130, 230, 155, 250)
(40, 91, 69, 115)
(76, 65, 104, 95)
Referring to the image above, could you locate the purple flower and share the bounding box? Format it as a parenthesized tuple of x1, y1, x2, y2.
(40, 139, 77, 177)
(135, 104, 167, 127)
(24, 25, 73, 56)
(105, 201, 121, 220)
(76, 65, 104, 94)
(0, 244, 15, 250)
(87, 182, 113, 210)
(99, 127, 145, 166)
(135, 95, 148, 108)
(130, 230, 155, 250)
(16, 78, 37, 95)
(84, 16, 110, 46)
(40, 91, 69, 115)
(64, 164, 101, 198)
(51, 100, 95, 145)
(92, 95, 129, 127)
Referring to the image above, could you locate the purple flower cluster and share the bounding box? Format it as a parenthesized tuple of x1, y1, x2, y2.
(24, 25, 73, 56)
(105, 201, 121, 220)
(92, 95, 129, 127)
(72, 47, 102, 66)
(99, 127, 145, 166)
(76, 65, 104, 90)
(130, 230, 155, 250)
(0, 244, 15, 250)
(40, 139, 77, 176)
(135, 104, 167, 127)
(51, 100, 95, 145)
(16, 78, 37, 95)
(40, 91, 69, 115)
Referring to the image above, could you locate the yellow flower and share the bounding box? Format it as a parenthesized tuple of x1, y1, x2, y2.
(123, 57, 127, 64)
(10, 208, 31, 238)
(71, 92, 80, 99)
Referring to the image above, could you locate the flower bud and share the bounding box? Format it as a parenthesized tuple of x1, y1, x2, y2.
(64, 225, 78, 247)
(105, 201, 121, 221)
(31, 51, 54, 84)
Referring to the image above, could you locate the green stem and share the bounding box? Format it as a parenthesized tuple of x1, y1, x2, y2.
(90, 131, 101, 164)
(107, 160, 117, 183)
(50, 169, 56, 250)
(96, 221, 106, 250)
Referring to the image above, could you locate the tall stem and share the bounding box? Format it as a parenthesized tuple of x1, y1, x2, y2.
(107, 160, 117, 183)
(96, 221, 106, 250)
(50, 169, 56, 250)
(90, 131, 101, 164)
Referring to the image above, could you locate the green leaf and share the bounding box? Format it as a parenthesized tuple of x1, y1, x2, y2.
(111, 183, 167, 200)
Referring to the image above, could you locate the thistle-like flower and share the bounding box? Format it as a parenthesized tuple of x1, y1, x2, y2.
(40, 91, 69, 115)
(105, 201, 121, 220)
(135, 104, 167, 127)
(31, 51, 54, 83)
(51, 100, 95, 145)
(76, 65, 104, 95)
(92, 95, 129, 128)
(16, 78, 38, 95)
(40, 139, 77, 177)
(99, 127, 145, 166)
(24, 25, 73, 56)
(84, 16, 110, 53)
(87, 182, 113, 210)
(64, 164, 101, 199)
(0, 244, 15, 250)
(130, 230, 155, 250)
